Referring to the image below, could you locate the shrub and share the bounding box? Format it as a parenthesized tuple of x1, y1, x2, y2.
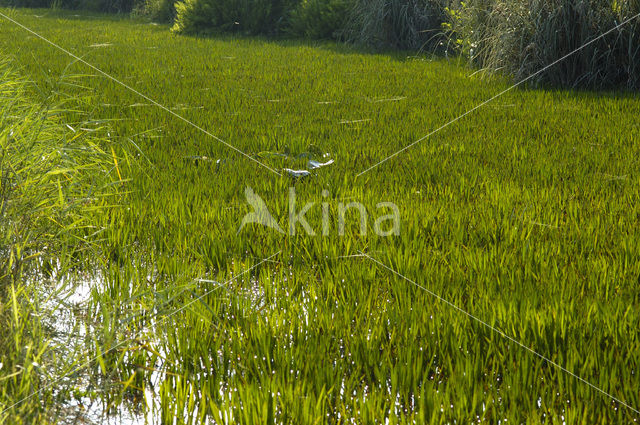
(172, 0, 301, 35)
(446, 0, 640, 89)
(141, 0, 179, 22)
(341, 0, 450, 50)
(0, 0, 142, 12)
(84, 0, 141, 12)
(289, 0, 354, 39)
(0, 0, 49, 6)
(171, 0, 451, 46)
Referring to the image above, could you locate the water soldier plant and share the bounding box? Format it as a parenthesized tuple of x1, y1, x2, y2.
(0, 6, 638, 424)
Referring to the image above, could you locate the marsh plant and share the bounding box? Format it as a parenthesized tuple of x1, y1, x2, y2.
(445, 0, 640, 89)
(0, 8, 639, 424)
(341, 0, 449, 50)
(0, 57, 124, 423)
(239, 186, 401, 236)
(0, 61, 120, 288)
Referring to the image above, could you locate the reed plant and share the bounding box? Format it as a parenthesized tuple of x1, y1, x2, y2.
(445, 0, 640, 89)
(341, 0, 449, 50)
(0, 55, 122, 422)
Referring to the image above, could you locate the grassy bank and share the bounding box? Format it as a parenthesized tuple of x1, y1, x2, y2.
(0, 8, 639, 423)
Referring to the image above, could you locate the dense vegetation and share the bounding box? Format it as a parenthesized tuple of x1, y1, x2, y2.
(169, 0, 449, 51)
(0, 55, 121, 422)
(0, 0, 140, 12)
(167, 0, 640, 89)
(1, 9, 639, 423)
(2, 0, 638, 89)
(446, 0, 640, 89)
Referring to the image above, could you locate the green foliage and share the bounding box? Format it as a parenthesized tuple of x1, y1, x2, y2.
(0, 284, 52, 424)
(342, 0, 449, 50)
(446, 0, 640, 89)
(0, 0, 48, 6)
(0, 57, 121, 422)
(0, 0, 142, 12)
(1, 9, 640, 423)
(140, 0, 179, 22)
(172, 0, 300, 35)
(0, 64, 118, 287)
(84, 0, 141, 12)
(289, 0, 354, 39)
(171, 0, 451, 47)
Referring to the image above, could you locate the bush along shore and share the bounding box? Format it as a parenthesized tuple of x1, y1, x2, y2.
(1, 0, 638, 89)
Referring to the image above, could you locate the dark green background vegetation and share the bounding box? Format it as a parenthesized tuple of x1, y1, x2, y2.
(0, 0, 638, 88)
